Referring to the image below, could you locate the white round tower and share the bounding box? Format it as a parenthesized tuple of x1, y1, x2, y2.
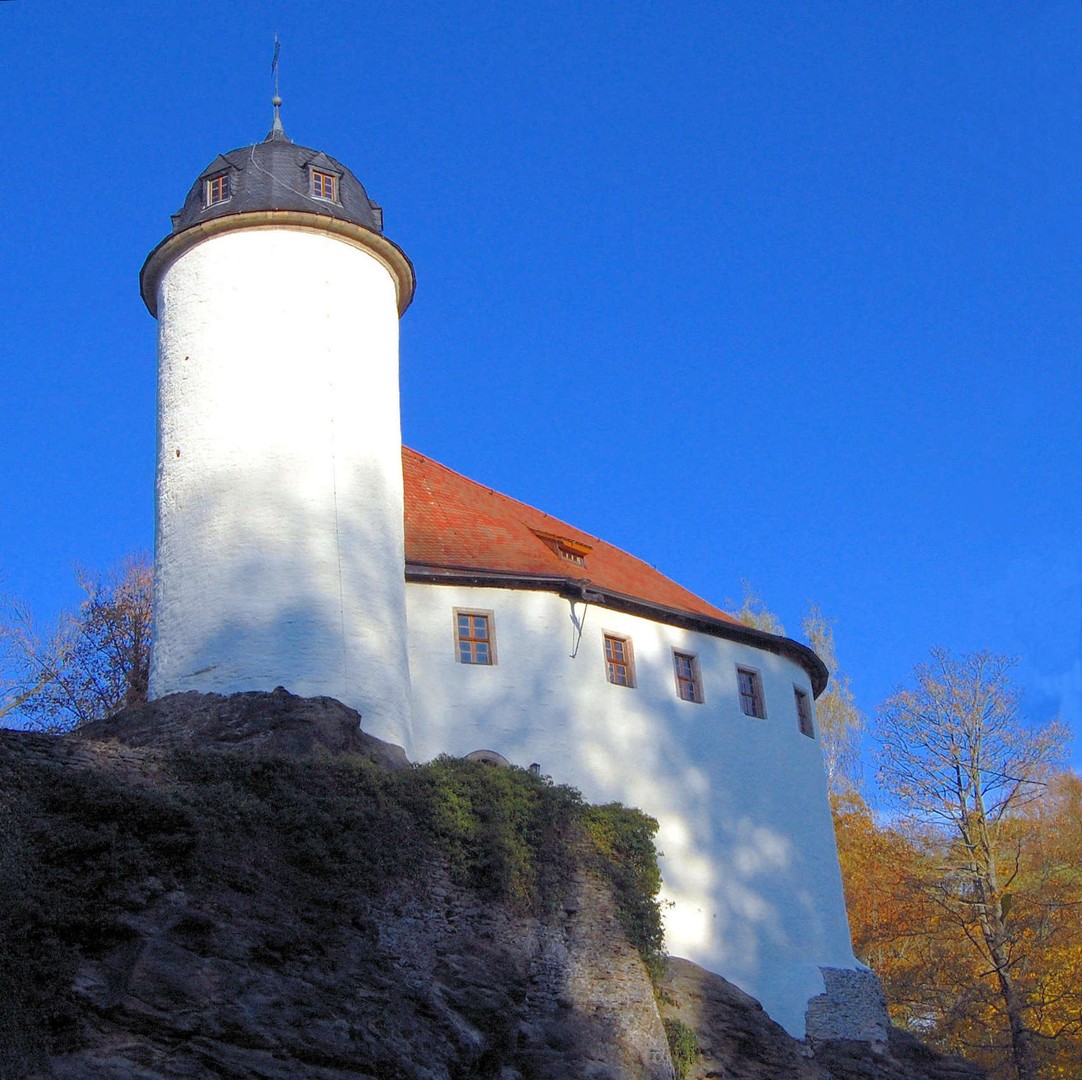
(140, 111, 416, 752)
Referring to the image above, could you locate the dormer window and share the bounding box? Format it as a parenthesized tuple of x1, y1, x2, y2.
(533, 530, 592, 567)
(310, 168, 339, 203)
(205, 173, 231, 207)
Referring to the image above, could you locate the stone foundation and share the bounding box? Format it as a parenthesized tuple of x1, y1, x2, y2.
(805, 966, 890, 1044)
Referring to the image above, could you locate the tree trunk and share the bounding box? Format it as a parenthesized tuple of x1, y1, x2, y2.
(982, 920, 1035, 1080)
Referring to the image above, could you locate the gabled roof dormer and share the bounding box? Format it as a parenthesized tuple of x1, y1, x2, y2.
(302, 151, 342, 205)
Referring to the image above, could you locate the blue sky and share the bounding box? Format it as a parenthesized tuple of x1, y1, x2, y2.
(1, 3, 1079, 773)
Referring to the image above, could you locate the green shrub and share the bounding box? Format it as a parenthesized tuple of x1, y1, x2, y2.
(421, 756, 583, 913)
(583, 803, 664, 968)
(167, 751, 666, 967)
(664, 1017, 699, 1079)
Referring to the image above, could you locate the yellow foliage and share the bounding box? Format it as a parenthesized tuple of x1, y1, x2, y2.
(834, 773, 1082, 1080)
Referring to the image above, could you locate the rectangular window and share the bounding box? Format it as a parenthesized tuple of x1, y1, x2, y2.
(795, 687, 815, 738)
(737, 667, 766, 718)
(311, 169, 338, 202)
(455, 610, 495, 665)
(673, 651, 703, 703)
(205, 173, 231, 206)
(604, 634, 634, 687)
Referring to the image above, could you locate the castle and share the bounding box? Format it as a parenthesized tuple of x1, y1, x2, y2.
(139, 105, 879, 1039)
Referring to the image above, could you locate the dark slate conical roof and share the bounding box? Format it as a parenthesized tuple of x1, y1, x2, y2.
(170, 126, 385, 235)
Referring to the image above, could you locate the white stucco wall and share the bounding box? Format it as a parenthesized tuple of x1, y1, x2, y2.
(150, 226, 413, 752)
(406, 582, 858, 1036)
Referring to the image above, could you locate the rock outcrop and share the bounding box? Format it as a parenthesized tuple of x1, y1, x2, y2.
(69, 687, 411, 769)
(0, 692, 989, 1080)
(38, 866, 672, 1079)
(659, 958, 989, 1080)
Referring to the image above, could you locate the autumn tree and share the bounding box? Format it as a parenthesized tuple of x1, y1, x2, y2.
(832, 791, 959, 1025)
(0, 556, 152, 731)
(729, 580, 786, 635)
(0, 595, 56, 725)
(875, 649, 1069, 1080)
(803, 605, 863, 796)
(1009, 771, 1082, 1077)
(728, 586, 865, 796)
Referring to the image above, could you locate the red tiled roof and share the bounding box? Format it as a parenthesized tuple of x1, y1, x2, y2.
(402, 447, 736, 624)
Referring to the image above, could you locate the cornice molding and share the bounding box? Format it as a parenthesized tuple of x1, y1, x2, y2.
(140, 211, 415, 318)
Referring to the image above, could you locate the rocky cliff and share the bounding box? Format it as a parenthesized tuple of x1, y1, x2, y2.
(0, 692, 988, 1080)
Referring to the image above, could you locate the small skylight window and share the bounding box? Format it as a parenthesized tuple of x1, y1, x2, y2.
(310, 168, 339, 203)
(205, 173, 231, 207)
(533, 530, 592, 567)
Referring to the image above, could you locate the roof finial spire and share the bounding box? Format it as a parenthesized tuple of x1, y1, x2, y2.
(266, 33, 289, 142)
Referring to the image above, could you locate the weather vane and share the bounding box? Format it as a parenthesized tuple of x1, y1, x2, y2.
(270, 33, 285, 138)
